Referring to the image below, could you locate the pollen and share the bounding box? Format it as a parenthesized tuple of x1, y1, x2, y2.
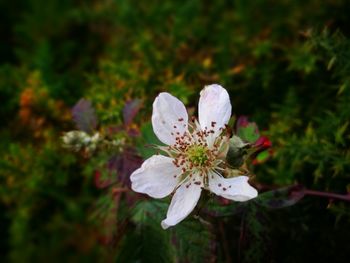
(186, 145, 209, 167)
(167, 118, 228, 190)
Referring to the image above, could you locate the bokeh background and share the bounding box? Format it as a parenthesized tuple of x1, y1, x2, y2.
(1, 0, 350, 262)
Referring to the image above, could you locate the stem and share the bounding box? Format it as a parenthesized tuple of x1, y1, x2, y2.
(218, 221, 232, 263)
(304, 189, 350, 202)
(256, 183, 350, 202)
(237, 213, 245, 263)
(111, 187, 130, 195)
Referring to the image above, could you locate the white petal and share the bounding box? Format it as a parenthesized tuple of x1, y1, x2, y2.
(208, 173, 258, 201)
(152, 92, 188, 145)
(161, 180, 202, 229)
(130, 155, 180, 199)
(198, 84, 232, 136)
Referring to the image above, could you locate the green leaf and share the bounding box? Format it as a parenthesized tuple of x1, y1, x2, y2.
(172, 219, 212, 263)
(254, 150, 270, 164)
(236, 116, 260, 143)
(137, 122, 162, 159)
(335, 121, 348, 145)
(116, 200, 174, 263)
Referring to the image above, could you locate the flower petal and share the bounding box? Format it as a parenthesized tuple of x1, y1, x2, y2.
(161, 180, 202, 229)
(152, 92, 188, 145)
(209, 173, 258, 201)
(198, 84, 232, 136)
(130, 155, 180, 198)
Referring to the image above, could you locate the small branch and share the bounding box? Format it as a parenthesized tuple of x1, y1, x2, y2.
(256, 183, 350, 202)
(111, 187, 130, 195)
(304, 189, 350, 202)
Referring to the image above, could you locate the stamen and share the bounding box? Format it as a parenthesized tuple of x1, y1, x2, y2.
(166, 116, 229, 192)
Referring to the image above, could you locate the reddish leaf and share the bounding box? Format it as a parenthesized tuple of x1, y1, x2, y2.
(236, 116, 260, 143)
(236, 116, 250, 128)
(123, 99, 142, 126)
(108, 148, 143, 186)
(254, 136, 272, 149)
(94, 169, 116, 189)
(72, 98, 97, 134)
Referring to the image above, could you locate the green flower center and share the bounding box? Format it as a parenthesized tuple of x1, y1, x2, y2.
(186, 145, 209, 167)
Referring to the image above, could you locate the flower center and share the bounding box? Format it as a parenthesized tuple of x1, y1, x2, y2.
(161, 119, 229, 188)
(186, 145, 209, 167)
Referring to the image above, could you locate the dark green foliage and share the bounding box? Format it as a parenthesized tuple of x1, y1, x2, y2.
(172, 218, 212, 263)
(137, 122, 163, 159)
(116, 200, 174, 263)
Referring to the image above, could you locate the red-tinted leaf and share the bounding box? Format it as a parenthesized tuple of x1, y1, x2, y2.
(107, 125, 124, 135)
(126, 126, 141, 137)
(236, 115, 250, 128)
(94, 169, 116, 189)
(72, 98, 97, 134)
(236, 116, 260, 143)
(108, 148, 143, 186)
(123, 99, 142, 126)
(254, 136, 272, 149)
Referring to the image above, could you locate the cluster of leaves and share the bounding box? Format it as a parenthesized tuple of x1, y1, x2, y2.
(1, 0, 350, 262)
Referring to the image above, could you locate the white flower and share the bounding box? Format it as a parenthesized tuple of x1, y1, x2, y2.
(130, 84, 258, 229)
(62, 131, 100, 152)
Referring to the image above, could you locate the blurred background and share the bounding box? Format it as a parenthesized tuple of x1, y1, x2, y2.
(1, 0, 350, 262)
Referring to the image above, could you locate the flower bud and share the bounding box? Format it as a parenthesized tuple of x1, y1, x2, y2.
(62, 131, 100, 152)
(226, 135, 250, 168)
